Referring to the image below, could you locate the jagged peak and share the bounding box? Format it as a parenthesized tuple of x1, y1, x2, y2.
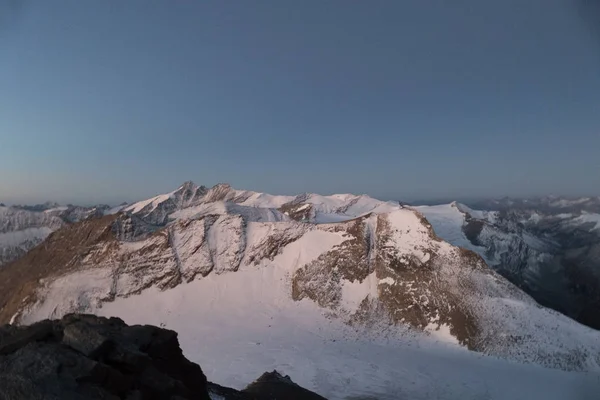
(173, 181, 208, 197)
(210, 182, 233, 191)
(202, 183, 244, 203)
(177, 180, 198, 191)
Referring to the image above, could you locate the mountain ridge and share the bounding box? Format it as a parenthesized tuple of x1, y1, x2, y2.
(1, 183, 599, 374)
(2, 183, 600, 398)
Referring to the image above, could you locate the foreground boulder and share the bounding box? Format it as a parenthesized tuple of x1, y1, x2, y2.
(0, 314, 326, 400)
(0, 314, 210, 399)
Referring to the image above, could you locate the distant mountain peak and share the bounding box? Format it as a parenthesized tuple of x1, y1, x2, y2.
(178, 180, 198, 190)
(13, 201, 61, 213)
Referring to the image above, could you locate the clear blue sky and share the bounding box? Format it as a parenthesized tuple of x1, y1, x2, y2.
(1, 0, 599, 205)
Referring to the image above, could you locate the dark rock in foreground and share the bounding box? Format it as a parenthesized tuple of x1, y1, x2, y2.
(243, 371, 327, 400)
(0, 314, 209, 400)
(208, 371, 327, 400)
(0, 314, 326, 400)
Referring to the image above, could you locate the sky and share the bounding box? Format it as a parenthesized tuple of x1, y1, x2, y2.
(1, 0, 599, 205)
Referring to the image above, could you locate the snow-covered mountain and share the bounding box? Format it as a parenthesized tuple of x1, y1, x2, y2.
(0, 201, 122, 267)
(123, 181, 402, 226)
(0, 206, 65, 266)
(1, 183, 599, 398)
(470, 195, 600, 214)
(417, 200, 600, 330)
(44, 203, 115, 223)
(13, 201, 121, 222)
(12, 201, 62, 213)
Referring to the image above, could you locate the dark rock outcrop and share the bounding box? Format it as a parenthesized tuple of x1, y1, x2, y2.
(207, 371, 327, 400)
(243, 371, 327, 400)
(0, 314, 328, 400)
(0, 314, 210, 400)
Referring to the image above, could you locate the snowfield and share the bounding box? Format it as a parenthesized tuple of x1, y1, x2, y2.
(94, 266, 599, 400)
(414, 203, 487, 255)
(573, 212, 600, 231)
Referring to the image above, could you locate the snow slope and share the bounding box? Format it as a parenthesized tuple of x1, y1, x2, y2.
(414, 203, 486, 254)
(573, 212, 600, 231)
(95, 268, 599, 400)
(170, 201, 290, 222)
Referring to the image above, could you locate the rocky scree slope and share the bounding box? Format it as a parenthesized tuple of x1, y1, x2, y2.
(417, 200, 600, 330)
(0, 313, 324, 400)
(1, 184, 600, 372)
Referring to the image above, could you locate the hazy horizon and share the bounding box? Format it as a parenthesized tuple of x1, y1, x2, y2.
(2, 1, 599, 204)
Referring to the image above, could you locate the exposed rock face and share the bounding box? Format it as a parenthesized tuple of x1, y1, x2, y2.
(279, 201, 314, 222)
(0, 314, 210, 400)
(123, 181, 209, 226)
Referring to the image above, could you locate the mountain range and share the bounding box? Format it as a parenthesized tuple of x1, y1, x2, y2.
(418, 199, 600, 329)
(0, 202, 124, 267)
(1, 182, 599, 399)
